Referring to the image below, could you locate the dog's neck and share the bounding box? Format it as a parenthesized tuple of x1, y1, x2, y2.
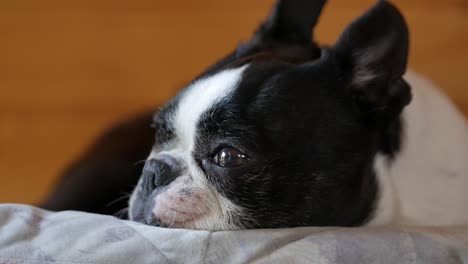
(369, 71, 468, 226)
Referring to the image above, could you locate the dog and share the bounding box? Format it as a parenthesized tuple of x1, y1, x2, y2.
(43, 0, 468, 231)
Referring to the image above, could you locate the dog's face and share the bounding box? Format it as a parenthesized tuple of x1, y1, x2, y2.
(129, 1, 412, 230)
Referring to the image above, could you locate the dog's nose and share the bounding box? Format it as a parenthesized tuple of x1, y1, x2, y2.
(142, 157, 179, 190)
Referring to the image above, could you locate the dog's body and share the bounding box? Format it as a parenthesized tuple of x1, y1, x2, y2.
(42, 1, 468, 230)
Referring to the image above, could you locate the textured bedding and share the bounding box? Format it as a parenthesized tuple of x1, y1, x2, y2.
(0, 204, 467, 264)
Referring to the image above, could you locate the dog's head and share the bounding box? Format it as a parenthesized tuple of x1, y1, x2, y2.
(129, 0, 411, 230)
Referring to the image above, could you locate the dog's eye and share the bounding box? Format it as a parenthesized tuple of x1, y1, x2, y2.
(212, 147, 248, 168)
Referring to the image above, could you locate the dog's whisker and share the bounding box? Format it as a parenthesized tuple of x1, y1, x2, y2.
(113, 207, 129, 218)
(168, 210, 177, 229)
(107, 194, 131, 207)
(134, 159, 147, 166)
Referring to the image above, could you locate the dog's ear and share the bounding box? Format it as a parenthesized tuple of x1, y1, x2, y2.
(201, 0, 327, 76)
(236, 0, 327, 59)
(253, 0, 326, 44)
(332, 1, 411, 122)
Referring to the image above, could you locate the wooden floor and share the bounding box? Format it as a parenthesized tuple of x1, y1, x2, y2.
(1, 0, 467, 204)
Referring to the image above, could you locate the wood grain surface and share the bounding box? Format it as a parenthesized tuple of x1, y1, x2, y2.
(1, 0, 467, 204)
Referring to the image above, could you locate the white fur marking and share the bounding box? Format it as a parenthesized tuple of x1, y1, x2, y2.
(173, 65, 248, 151)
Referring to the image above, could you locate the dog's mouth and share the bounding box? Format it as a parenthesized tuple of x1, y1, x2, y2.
(149, 188, 208, 228)
(130, 177, 213, 229)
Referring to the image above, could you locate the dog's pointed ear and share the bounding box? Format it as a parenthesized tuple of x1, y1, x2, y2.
(201, 0, 327, 76)
(236, 0, 327, 59)
(254, 0, 326, 44)
(332, 1, 411, 122)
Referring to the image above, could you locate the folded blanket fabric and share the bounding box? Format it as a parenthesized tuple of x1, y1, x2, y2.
(0, 204, 467, 264)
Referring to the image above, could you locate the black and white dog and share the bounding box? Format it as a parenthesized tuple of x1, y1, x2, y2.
(43, 0, 468, 231)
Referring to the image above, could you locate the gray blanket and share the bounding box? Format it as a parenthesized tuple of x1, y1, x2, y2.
(0, 204, 467, 263)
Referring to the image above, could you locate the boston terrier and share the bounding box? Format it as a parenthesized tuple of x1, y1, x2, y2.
(43, 0, 468, 231)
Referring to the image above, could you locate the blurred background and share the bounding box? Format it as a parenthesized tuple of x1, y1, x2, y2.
(1, 0, 467, 205)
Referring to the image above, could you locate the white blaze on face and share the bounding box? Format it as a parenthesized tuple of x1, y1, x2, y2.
(130, 65, 250, 230)
(174, 65, 248, 151)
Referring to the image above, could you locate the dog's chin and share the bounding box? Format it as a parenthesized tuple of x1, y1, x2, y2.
(132, 202, 229, 231)
(130, 199, 202, 230)
(140, 215, 198, 229)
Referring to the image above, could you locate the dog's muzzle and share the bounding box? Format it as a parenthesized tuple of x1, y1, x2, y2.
(136, 155, 209, 228)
